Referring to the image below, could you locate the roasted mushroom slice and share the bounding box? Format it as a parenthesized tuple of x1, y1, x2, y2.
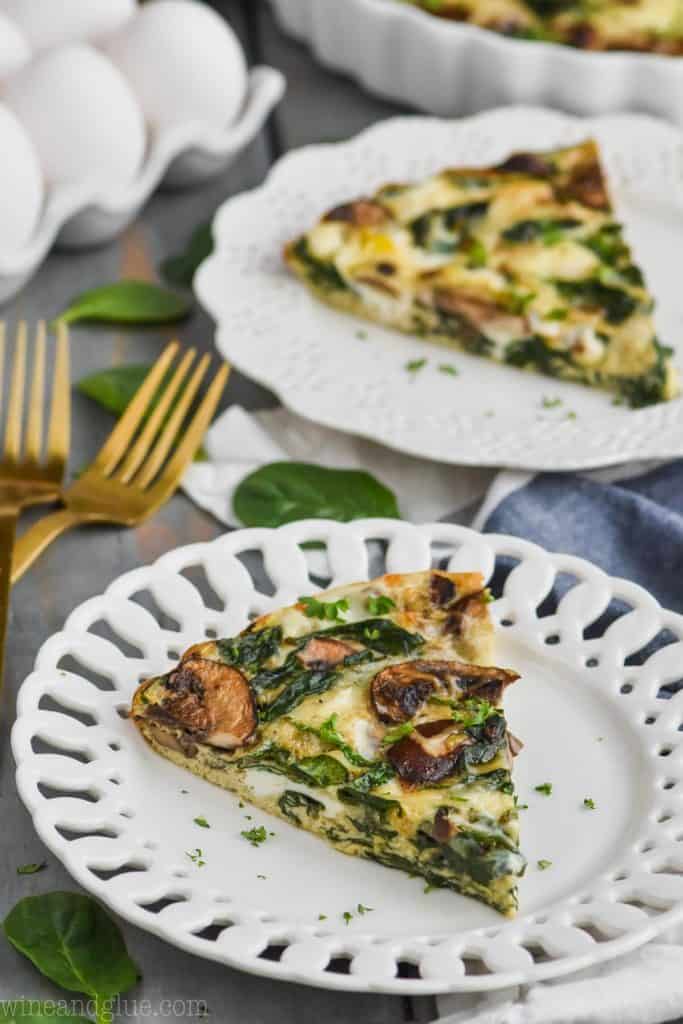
(371, 659, 519, 723)
(323, 198, 388, 227)
(158, 657, 257, 750)
(387, 720, 473, 785)
(296, 636, 357, 671)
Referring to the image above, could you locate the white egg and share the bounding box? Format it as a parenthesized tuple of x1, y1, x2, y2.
(0, 102, 44, 255)
(0, 0, 136, 52)
(0, 12, 30, 79)
(104, 0, 248, 133)
(2, 44, 146, 190)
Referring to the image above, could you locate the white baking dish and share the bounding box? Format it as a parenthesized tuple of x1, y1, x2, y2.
(268, 0, 683, 123)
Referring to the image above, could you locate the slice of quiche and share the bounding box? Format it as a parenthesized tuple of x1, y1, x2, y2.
(132, 571, 526, 916)
(402, 0, 683, 55)
(284, 140, 678, 407)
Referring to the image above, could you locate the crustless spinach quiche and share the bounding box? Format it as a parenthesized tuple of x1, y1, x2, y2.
(284, 140, 678, 407)
(132, 571, 527, 916)
(400, 0, 683, 54)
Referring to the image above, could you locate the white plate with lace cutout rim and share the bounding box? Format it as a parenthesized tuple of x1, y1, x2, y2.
(12, 519, 683, 995)
(195, 107, 683, 471)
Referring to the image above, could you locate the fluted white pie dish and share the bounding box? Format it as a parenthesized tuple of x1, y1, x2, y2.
(268, 0, 683, 123)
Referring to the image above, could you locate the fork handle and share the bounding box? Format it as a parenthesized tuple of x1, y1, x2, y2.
(11, 507, 81, 585)
(0, 509, 19, 692)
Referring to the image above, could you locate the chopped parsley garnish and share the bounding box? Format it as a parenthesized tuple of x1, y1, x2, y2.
(382, 722, 414, 746)
(241, 825, 268, 847)
(342, 911, 353, 925)
(452, 698, 497, 728)
(438, 363, 459, 376)
(356, 329, 368, 340)
(298, 595, 349, 623)
(194, 816, 210, 828)
(187, 848, 206, 867)
(405, 358, 427, 373)
(366, 594, 396, 616)
(357, 903, 374, 915)
(537, 859, 552, 871)
(566, 411, 577, 420)
(541, 396, 562, 409)
(467, 238, 488, 268)
(547, 307, 568, 320)
(16, 862, 46, 875)
(534, 783, 553, 796)
(318, 913, 327, 921)
(583, 797, 596, 810)
(257, 874, 267, 880)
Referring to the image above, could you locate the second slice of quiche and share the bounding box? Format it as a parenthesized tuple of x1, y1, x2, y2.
(285, 140, 678, 407)
(132, 571, 526, 916)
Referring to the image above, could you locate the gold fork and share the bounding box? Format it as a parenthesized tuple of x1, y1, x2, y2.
(11, 341, 229, 584)
(0, 321, 70, 679)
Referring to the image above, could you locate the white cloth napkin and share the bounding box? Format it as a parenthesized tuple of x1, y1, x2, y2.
(181, 404, 683, 1024)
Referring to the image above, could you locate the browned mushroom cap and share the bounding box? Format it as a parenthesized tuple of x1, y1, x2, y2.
(159, 657, 257, 750)
(323, 199, 388, 227)
(495, 151, 554, 177)
(296, 636, 356, 671)
(445, 593, 490, 639)
(430, 572, 458, 607)
(559, 160, 609, 210)
(371, 659, 519, 723)
(508, 732, 524, 758)
(432, 289, 527, 337)
(387, 724, 473, 785)
(371, 661, 461, 723)
(432, 805, 459, 843)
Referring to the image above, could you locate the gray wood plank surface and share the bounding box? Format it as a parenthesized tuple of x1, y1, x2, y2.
(0, 2, 409, 1021)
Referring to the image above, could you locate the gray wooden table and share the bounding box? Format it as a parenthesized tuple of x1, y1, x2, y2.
(0, 2, 438, 1021)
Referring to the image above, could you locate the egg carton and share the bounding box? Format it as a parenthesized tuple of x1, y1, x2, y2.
(0, 1, 285, 304)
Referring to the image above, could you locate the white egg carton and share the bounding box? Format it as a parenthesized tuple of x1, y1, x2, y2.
(0, 1, 285, 304)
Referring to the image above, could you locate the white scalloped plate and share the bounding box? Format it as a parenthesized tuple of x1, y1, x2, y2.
(196, 108, 683, 471)
(12, 520, 683, 994)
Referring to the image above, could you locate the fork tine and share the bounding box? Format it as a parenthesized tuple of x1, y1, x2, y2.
(4, 322, 27, 461)
(0, 324, 5, 427)
(117, 348, 196, 485)
(93, 340, 179, 476)
(46, 321, 71, 474)
(133, 353, 211, 489)
(24, 321, 46, 463)
(150, 363, 230, 495)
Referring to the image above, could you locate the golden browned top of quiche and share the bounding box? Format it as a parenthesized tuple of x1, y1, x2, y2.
(131, 570, 527, 916)
(284, 140, 678, 407)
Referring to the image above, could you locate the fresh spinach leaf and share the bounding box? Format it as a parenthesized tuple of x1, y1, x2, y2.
(161, 223, 213, 289)
(56, 280, 192, 326)
(0, 1003, 91, 1023)
(291, 238, 348, 291)
(3, 892, 138, 1024)
(502, 217, 580, 244)
(234, 744, 347, 787)
(297, 754, 349, 787)
(77, 365, 152, 417)
(259, 669, 339, 722)
(555, 279, 637, 324)
(317, 714, 374, 767)
(233, 462, 400, 528)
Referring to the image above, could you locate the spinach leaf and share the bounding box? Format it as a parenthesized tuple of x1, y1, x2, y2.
(346, 762, 396, 793)
(56, 280, 192, 326)
(77, 365, 152, 417)
(278, 790, 325, 823)
(504, 335, 573, 375)
(216, 626, 283, 669)
(502, 217, 580, 244)
(338, 786, 401, 821)
(3, 893, 138, 1024)
(440, 833, 526, 885)
(318, 714, 374, 767)
(555, 279, 637, 324)
(315, 618, 424, 656)
(457, 768, 513, 794)
(0, 1004, 91, 1023)
(291, 238, 348, 291)
(410, 202, 489, 252)
(234, 462, 400, 528)
(616, 340, 673, 408)
(234, 744, 348, 788)
(161, 223, 213, 289)
(296, 755, 348, 787)
(259, 668, 339, 722)
(76, 364, 208, 461)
